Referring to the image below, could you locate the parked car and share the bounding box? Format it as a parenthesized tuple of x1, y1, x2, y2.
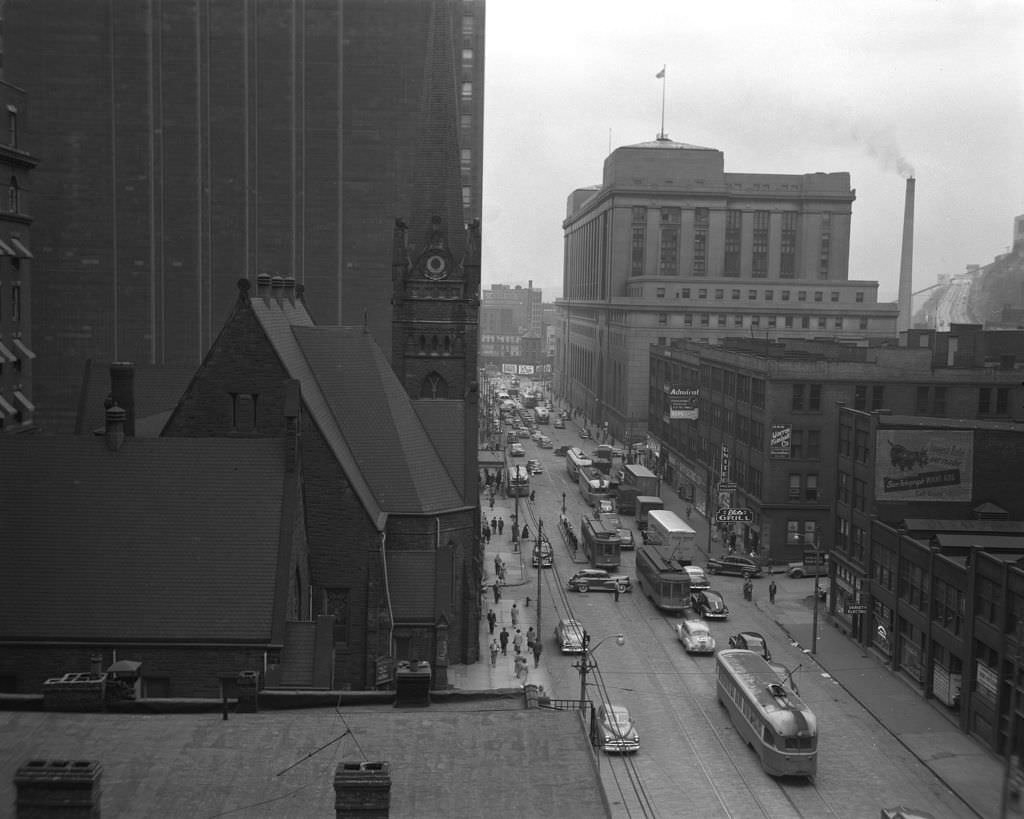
(706, 554, 763, 577)
(788, 559, 829, 578)
(555, 618, 587, 654)
(538, 435, 553, 449)
(684, 565, 710, 590)
(579, 428, 592, 439)
(691, 589, 729, 620)
(509, 442, 525, 457)
(616, 527, 635, 550)
(728, 631, 771, 661)
(567, 569, 632, 594)
(595, 703, 640, 754)
(676, 618, 716, 654)
(553, 417, 565, 429)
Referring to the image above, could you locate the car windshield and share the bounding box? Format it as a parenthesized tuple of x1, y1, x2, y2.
(604, 706, 631, 729)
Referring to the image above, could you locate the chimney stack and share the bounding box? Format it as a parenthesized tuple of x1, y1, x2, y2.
(109, 362, 135, 437)
(897, 177, 915, 333)
(105, 404, 126, 451)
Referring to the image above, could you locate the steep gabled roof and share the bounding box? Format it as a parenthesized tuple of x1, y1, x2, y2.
(0, 436, 289, 643)
(248, 291, 465, 522)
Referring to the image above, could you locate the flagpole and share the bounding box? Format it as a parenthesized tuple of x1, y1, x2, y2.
(657, 65, 667, 138)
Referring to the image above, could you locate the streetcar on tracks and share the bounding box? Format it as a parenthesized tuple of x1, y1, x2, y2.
(715, 649, 817, 779)
(565, 446, 592, 482)
(504, 463, 530, 498)
(579, 465, 613, 507)
(635, 535, 692, 613)
(581, 515, 621, 570)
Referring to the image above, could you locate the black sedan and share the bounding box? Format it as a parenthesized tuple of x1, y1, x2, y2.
(567, 569, 632, 594)
(691, 589, 729, 620)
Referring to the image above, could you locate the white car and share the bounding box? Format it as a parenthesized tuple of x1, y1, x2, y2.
(676, 619, 715, 654)
(684, 565, 710, 590)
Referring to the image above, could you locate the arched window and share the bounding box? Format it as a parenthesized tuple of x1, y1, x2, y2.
(421, 372, 449, 399)
(443, 335, 452, 355)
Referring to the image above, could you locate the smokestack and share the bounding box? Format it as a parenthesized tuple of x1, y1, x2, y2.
(897, 177, 915, 333)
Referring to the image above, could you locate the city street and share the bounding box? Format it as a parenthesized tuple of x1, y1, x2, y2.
(493, 386, 985, 819)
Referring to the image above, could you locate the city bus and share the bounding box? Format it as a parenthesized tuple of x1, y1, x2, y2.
(715, 649, 818, 779)
(644, 509, 697, 565)
(504, 463, 530, 498)
(635, 535, 691, 613)
(578, 465, 613, 507)
(580, 515, 621, 570)
(534, 406, 550, 425)
(565, 446, 593, 482)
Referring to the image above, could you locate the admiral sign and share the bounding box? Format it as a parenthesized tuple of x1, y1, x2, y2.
(769, 424, 792, 459)
(668, 387, 699, 420)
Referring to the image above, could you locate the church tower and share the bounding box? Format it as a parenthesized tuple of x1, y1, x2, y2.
(391, 0, 480, 506)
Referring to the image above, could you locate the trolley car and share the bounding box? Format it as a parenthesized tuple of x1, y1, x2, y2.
(580, 515, 621, 570)
(505, 464, 530, 498)
(565, 446, 592, 482)
(715, 649, 817, 779)
(579, 465, 613, 507)
(635, 536, 692, 613)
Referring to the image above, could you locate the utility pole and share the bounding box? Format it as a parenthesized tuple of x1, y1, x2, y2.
(811, 535, 822, 654)
(513, 491, 520, 552)
(1001, 619, 1024, 818)
(536, 520, 543, 640)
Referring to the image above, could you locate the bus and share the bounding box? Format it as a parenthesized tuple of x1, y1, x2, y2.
(505, 464, 530, 498)
(645, 509, 696, 565)
(635, 536, 691, 613)
(534, 406, 550, 425)
(581, 515, 621, 570)
(523, 391, 538, 409)
(565, 447, 592, 482)
(715, 649, 817, 779)
(579, 465, 613, 507)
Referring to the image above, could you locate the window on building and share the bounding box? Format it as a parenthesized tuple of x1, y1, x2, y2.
(798, 290, 807, 302)
(11, 283, 20, 321)
(979, 387, 991, 414)
(631, 207, 646, 275)
(784, 316, 794, 329)
(838, 421, 852, 457)
(748, 289, 757, 300)
(461, 47, 474, 66)
(872, 386, 885, 411)
(767, 315, 777, 328)
(817, 316, 827, 329)
(751, 420, 764, 451)
(656, 287, 666, 298)
(807, 429, 821, 459)
(859, 317, 869, 330)
(717, 314, 727, 327)
(734, 314, 744, 327)
(819, 215, 831, 278)
(698, 288, 707, 299)
(765, 290, 774, 301)
(933, 386, 947, 415)
(809, 384, 821, 411)
(732, 289, 741, 300)
(792, 384, 805, 411)
(781, 290, 791, 301)
(681, 288, 691, 299)
(834, 317, 843, 329)
(806, 474, 819, 501)
(700, 313, 709, 327)
(714, 288, 724, 299)
(659, 207, 681, 275)
(790, 430, 804, 459)
(788, 474, 802, 500)
(657, 313, 668, 325)
(751, 315, 761, 328)
(997, 387, 1009, 415)
(693, 207, 708, 276)
(724, 209, 741, 276)
(855, 291, 865, 303)
(683, 313, 693, 326)
(461, 81, 473, 99)
(854, 385, 868, 410)
(462, 186, 471, 209)
(8, 177, 19, 213)
(751, 379, 765, 408)
(801, 316, 810, 329)
(752, 210, 769, 277)
(7, 108, 17, 148)
(837, 472, 850, 504)
(780, 211, 796, 278)
(854, 428, 868, 463)
(831, 291, 839, 302)
(814, 291, 823, 302)
(835, 515, 850, 549)
(852, 477, 867, 511)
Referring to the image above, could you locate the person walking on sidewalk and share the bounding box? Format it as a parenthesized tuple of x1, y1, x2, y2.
(526, 626, 536, 651)
(510, 602, 519, 627)
(493, 580, 501, 604)
(487, 608, 497, 634)
(489, 639, 499, 668)
(532, 639, 543, 668)
(513, 628, 524, 656)
(769, 579, 777, 604)
(491, 516, 497, 534)
(497, 517, 504, 535)
(499, 627, 510, 656)
(614, 584, 620, 602)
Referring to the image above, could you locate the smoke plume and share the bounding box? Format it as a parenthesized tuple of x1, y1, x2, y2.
(850, 125, 915, 178)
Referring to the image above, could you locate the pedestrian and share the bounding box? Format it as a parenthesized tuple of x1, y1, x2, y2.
(510, 602, 519, 627)
(526, 626, 536, 650)
(513, 628, 524, 655)
(529, 489, 535, 502)
(491, 516, 497, 534)
(494, 555, 501, 576)
(514, 653, 529, 683)
(487, 608, 497, 634)
(498, 517, 504, 535)
(532, 639, 543, 668)
(489, 639, 499, 668)
(685, 506, 692, 519)
(743, 577, 753, 601)
(499, 627, 510, 655)
(769, 579, 777, 604)
(614, 584, 620, 602)
(493, 580, 501, 604)
(498, 562, 506, 582)
(489, 494, 495, 510)
(522, 524, 529, 541)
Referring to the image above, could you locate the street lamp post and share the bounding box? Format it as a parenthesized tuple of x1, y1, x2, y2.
(574, 633, 625, 705)
(811, 536, 823, 654)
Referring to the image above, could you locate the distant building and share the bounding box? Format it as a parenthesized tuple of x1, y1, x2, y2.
(556, 136, 898, 445)
(480, 281, 549, 376)
(0, 77, 37, 432)
(3, 0, 485, 431)
(648, 328, 1024, 563)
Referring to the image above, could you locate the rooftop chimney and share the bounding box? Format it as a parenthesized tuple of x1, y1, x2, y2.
(897, 177, 915, 333)
(105, 404, 126, 451)
(109, 362, 135, 437)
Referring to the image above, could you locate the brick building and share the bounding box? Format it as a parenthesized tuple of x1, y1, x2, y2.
(648, 329, 1024, 564)
(3, 0, 485, 431)
(555, 136, 898, 445)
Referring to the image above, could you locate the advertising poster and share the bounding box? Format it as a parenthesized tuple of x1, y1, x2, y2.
(668, 387, 699, 420)
(517, 365, 535, 375)
(874, 429, 973, 501)
(769, 424, 792, 459)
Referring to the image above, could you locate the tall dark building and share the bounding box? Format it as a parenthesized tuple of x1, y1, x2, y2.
(3, 0, 485, 430)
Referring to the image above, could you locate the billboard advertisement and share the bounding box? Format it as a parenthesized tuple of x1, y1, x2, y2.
(769, 424, 792, 459)
(668, 387, 699, 420)
(874, 429, 973, 501)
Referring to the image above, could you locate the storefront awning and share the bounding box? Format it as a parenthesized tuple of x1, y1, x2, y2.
(13, 390, 34, 412)
(12, 338, 35, 359)
(0, 395, 17, 415)
(0, 342, 15, 363)
(9, 237, 32, 258)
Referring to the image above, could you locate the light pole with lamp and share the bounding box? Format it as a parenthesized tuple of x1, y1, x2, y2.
(811, 534, 823, 654)
(574, 633, 625, 705)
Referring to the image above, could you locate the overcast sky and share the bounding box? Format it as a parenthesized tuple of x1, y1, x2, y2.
(480, 0, 1024, 305)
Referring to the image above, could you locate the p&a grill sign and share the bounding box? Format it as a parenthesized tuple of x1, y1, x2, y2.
(716, 508, 753, 524)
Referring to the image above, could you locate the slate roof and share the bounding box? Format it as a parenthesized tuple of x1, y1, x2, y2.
(0, 435, 289, 643)
(248, 293, 465, 522)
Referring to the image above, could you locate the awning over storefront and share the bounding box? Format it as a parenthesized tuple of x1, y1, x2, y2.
(12, 339, 35, 359)
(13, 390, 34, 412)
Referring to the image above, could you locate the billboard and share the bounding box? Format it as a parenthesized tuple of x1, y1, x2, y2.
(874, 429, 973, 501)
(668, 387, 699, 420)
(769, 424, 792, 459)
